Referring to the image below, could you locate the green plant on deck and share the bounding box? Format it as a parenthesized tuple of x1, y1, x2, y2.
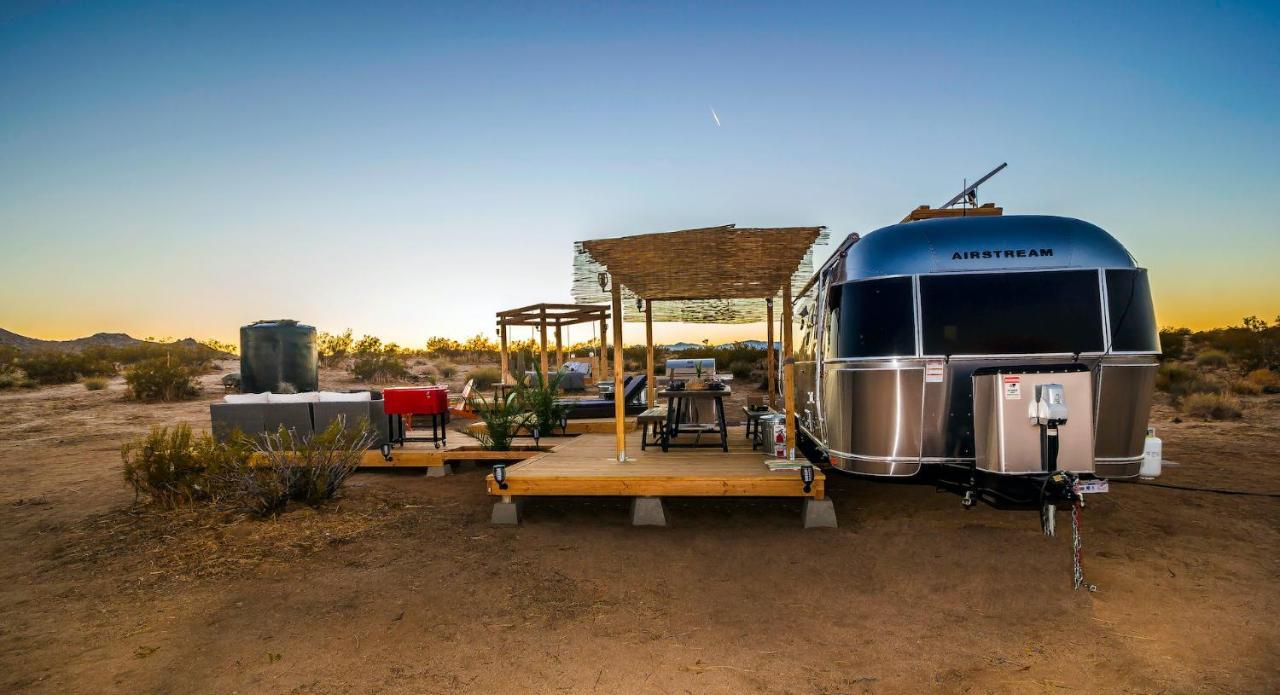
(516, 366, 569, 436)
(470, 393, 527, 451)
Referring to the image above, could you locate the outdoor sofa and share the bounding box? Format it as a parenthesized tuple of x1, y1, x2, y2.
(210, 391, 401, 447)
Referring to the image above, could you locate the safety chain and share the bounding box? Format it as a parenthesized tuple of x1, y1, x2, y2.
(1071, 498, 1097, 592)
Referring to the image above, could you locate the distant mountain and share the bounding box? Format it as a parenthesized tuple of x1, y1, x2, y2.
(0, 328, 213, 354)
(662, 342, 704, 351)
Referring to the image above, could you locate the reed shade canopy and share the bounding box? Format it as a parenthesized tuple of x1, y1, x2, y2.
(574, 224, 826, 463)
(572, 225, 828, 323)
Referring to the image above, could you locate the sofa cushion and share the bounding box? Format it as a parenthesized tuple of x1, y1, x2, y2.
(224, 392, 270, 404)
(267, 392, 321, 404)
(317, 391, 372, 402)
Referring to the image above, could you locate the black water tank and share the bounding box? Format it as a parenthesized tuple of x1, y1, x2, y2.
(239, 320, 318, 393)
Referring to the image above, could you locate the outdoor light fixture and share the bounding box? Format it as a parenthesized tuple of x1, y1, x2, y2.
(597, 272, 609, 291)
(636, 297, 644, 311)
(494, 463, 508, 490)
(801, 464, 815, 494)
(380, 443, 392, 462)
(532, 425, 541, 448)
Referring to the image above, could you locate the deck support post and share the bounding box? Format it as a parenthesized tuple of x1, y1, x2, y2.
(539, 307, 550, 379)
(802, 498, 837, 529)
(645, 300, 655, 406)
(782, 284, 796, 460)
(630, 496, 667, 527)
(554, 324, 563, 371)
(491, 497, 524, 525)
(766, 297, 776, 409)
(426, 463, 453, 478)
(611, 279, 626, 462)
(499, 323, 510, 385)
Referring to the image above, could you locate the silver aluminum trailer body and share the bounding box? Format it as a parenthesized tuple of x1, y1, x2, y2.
(791, 215, 1158, 494)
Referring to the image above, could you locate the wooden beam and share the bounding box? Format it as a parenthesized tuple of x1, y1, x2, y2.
(599, 316, 608, 383)
(611, 280, 626, 462)
(554, 324, 563, 370)
(782, 283, 796, 460)
(538, 306, 549, 379)
(645, 299, 655, 407)
(766, 297, 776, 409)
(499, 323, 509, 385)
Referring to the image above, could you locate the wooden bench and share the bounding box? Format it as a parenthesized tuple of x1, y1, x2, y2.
(638, 406, 669, 450)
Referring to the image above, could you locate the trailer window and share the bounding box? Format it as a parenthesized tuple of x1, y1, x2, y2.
(829, 277, 916, 358)
(919, 270, 1104, 355)
(1106, 269, 1158, 352)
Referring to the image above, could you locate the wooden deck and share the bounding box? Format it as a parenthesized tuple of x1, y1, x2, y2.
(358, 431, 543, 469)
(483, 429, 825, 499)
(464, 416, 638, 438)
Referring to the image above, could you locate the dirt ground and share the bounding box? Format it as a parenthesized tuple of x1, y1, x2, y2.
(1, 361, 1276, 694)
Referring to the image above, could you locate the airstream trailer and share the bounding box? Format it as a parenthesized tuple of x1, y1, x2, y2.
(792, 214, 1159, 508)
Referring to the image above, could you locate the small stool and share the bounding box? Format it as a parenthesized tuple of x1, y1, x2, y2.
(637, 406, 669, 450)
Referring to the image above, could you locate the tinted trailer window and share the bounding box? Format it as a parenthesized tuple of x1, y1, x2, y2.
(1105, 269, 1159, 352)
(920, 270, 1104, 355)
(826, 277, 916, 358)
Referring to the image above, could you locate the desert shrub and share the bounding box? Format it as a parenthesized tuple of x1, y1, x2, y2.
(317, 329, 354, 367)
(1156, 363, 1221, 404)
(1231, 379, 1263, 396)
(730, 361, 754, 380)
(124, 357, 201, 401)
(1181, 392, 1243, 420)
(17, 350, 115, 385)
(436, 363, 457, 379)
(0, 370, 37, 390)
(0, 345, 18, 370)
(1245, 368, 1280, 394)
(1155, 363, 1192, 391)
(242, 420, 373, 511)
(516, 367, 569, 435)
(352, 352, 409, 382)
(121, 425, 208, 508)
(1194, 349, 1229, 369)
(469, 366, 501, 390)
(82, 376, 109, 391)
(470, 393, 526, 451)
(1199, 316, 1280, 371)
(1159, 327, 1191, 361)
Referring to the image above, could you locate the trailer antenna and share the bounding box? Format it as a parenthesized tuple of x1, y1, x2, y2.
(940, 162, 1007, 209)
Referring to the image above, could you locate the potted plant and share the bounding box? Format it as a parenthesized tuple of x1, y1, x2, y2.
(689, 363, 706, 390)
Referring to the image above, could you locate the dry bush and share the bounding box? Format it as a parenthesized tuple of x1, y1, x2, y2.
(1194, 349, 1229, 368)
(469, 366, 501, 389)
(124, 357, 201, 401)
(1245, 368, 1280, 394)
(436, 362, 457, 379)
(1231, 379, 1263, 395)
(730, 361, 755, 380)
(82, 376, 109, 391)
(17, 350, 114, 385)
(233, 420, 373, 514)
(0, 370, 37, 390)
(1181, 392, 1243, 420)
(121, 425, 239, 508)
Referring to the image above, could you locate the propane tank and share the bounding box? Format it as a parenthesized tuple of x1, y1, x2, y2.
(1140, 427, 1162, 479)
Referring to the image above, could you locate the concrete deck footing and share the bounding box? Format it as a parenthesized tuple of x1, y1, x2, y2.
(491, 498, 524, 525)
(425, 463, 454, 478)
(630, 496, 668, 527)
(802, 499, 838, 529)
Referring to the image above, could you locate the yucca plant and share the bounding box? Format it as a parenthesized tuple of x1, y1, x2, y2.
(470, 392, 527, 451)
(515, 366, 570, 437)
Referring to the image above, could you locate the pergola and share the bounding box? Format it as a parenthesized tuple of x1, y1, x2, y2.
(578, 224, 826, 462)
(495, 303, 611, 385)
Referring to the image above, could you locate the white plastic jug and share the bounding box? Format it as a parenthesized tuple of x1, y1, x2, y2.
(1141, 427, 1162, 479)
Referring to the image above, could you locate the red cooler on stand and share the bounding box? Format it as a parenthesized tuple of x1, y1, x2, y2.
(382, 386, 449, 448)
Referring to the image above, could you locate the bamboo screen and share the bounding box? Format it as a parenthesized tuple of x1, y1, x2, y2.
(571, 225, 828, 323)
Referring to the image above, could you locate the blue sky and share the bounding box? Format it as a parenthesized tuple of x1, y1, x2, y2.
(1, 1, 1277, 345)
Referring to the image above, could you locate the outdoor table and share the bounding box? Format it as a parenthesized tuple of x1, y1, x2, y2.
(658, 386, 731, 452)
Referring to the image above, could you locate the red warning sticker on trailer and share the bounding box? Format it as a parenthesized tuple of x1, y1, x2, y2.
(1003, 375, 1022, 399)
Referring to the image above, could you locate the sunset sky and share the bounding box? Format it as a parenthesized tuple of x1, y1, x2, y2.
(2, 1, 1277, 347)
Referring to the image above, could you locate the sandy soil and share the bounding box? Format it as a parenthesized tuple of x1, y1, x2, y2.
(0, 361, 1276, 694)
